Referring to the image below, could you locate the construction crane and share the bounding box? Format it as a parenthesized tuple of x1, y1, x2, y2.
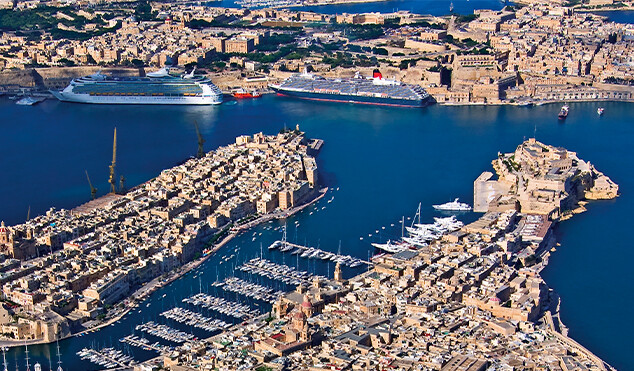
(194, 121, 205, 158)
(85, 170, 97, 200)
(108, 128, 117, 194)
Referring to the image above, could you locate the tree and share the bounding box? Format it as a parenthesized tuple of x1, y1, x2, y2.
(58, 58, 75, 67)
(134, 0, 154, 21)
(372, 47, 388, 56)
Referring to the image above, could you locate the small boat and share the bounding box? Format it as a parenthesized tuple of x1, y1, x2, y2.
(597, 107, 604, 115)
(558, 105, 569, 120)
(16, 96, 45, 105)
(233, 88, 262, 99)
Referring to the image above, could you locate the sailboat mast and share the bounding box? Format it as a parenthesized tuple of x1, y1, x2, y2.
(56, 341, 63, 371)
(24, 343, 30, 371)
(1, 347, 8, 371)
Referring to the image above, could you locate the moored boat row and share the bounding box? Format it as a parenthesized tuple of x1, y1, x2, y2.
(268, 241, 365, 267)
(183, 293, 256, 319)
(239, 257, 322, 286)
(76, 347, 133, 369)
(212, 277, 285, 303)
(135, 321, 196, 343)
(119, 335, 174, 354)
(161, 307, 232, 332)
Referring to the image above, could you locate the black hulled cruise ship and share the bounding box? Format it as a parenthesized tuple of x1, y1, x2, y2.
(271, 69, 432, 108)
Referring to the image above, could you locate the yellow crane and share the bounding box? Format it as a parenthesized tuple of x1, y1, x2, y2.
(85, 170, 97, 200)
(194, 121, 205, 158)
(108, 128, 117, 194)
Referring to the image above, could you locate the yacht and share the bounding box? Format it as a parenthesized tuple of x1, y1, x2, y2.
(432, 198, 472, 211)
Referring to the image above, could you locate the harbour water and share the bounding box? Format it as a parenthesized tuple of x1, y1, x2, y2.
(216, 0, 511, 15)
(0, 96, 632, 370)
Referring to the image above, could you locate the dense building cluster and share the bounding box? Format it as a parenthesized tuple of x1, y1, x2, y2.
(0, 130, 321, 343)
(1, 1, 632, 105)
(153, 139, 617, 371)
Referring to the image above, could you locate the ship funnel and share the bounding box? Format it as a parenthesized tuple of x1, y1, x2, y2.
(373, 69, 382, 79)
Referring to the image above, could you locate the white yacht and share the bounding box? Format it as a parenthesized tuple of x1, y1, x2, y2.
(432, 198, 472, 211)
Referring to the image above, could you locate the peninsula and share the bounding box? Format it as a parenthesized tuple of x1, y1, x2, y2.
(150, 138, 619, 370)
(0, 128, 323, 346)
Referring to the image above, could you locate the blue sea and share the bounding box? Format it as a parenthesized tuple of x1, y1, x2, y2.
(0, 96, 632, 370)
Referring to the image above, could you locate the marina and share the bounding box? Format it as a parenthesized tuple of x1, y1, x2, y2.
(183, 293, 257, 319)
(161, 307, 232, 332)
(212, 277, 285, 303)
(134, 321, 196, 343)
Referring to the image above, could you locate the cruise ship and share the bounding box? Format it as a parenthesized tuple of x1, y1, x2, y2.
(271, 69, 432, 108)
(51, 67, 223, 105)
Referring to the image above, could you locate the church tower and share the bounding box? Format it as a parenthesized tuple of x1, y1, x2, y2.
(334, 262, 343, 282)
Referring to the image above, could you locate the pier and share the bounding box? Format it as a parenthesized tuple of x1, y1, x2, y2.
(76, 347, 133, 369)
(119, 335, 172, 354)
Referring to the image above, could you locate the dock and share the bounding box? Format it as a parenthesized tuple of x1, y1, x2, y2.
(76, 347, 134, 369)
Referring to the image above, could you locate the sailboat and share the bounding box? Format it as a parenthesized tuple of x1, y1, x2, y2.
(56, 341, 63, 371)
(2, 346, 9, 371)
(449, 1, 454, 12)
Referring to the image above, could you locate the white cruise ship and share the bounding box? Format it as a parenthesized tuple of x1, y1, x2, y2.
(51, 67, 223, 105)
